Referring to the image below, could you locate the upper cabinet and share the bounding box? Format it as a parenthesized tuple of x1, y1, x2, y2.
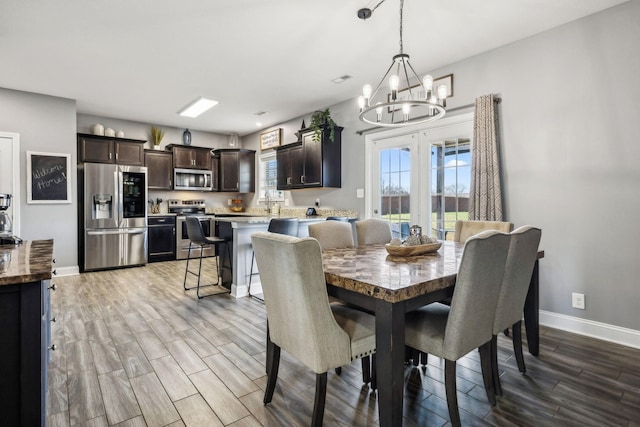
(166, 144, 212, 170)
(144, 150, 173, 190)
(77, 134, 145, 166)
(213, 149, 256, 193)
(276, 126, 342, 190)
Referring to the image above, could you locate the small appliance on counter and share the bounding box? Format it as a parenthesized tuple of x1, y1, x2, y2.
(0, 193, 22, 246)
(306, 207, 318, 217)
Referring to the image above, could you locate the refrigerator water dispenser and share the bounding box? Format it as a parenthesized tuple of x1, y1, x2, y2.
(93, 194, 113, 219)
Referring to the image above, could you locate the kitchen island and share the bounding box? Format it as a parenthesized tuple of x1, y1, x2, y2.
(0, 239, 55, 426)
(216, 216, 330, 297)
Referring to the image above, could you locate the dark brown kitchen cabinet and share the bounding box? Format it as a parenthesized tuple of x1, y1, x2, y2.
(166, 144, 212, 169)
(213, 149, 256, 193)
(77, 134, 145, 166)
(276, 125, 342, 190)
(144, 150, 173, 190)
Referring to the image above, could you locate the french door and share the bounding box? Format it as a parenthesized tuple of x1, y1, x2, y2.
(365, 113, 473, 238)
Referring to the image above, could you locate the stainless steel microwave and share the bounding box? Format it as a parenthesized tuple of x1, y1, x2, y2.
(173, 168, 213, 191)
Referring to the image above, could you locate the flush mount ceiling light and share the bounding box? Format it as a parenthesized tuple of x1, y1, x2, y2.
(357, 0, 446, 127)
(178, 97, 218, 118)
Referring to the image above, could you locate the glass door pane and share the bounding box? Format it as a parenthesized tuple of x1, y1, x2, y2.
(379, 145, 411, 239)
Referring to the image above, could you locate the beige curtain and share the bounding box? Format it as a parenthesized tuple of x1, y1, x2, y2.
(469, 94, 503, 221)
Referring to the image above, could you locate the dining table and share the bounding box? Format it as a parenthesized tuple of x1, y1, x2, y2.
(321, 240, 544, 427)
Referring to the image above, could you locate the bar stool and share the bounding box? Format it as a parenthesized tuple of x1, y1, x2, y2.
(183, 216, 231, 299)
(248, 218, 299, 300)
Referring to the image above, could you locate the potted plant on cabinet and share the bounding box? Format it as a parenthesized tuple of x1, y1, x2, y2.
(150, 125, 165, 149)
(310, 108, 337, 142)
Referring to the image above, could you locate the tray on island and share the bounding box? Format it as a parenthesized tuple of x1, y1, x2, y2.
(384, 241, 442, 257)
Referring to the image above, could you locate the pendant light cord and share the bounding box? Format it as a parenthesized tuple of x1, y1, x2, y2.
(399, 0, 404, 54)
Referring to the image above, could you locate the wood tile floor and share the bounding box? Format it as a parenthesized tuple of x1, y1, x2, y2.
(46, 259, 640, 426)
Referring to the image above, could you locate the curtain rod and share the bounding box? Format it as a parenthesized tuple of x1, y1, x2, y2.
(355, 97, 502, 136)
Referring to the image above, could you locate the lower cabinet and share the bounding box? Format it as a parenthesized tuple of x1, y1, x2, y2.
(148, 216, 176, 262)
(0, 278, 54, 426)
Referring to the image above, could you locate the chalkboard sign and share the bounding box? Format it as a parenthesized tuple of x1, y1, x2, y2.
(27, 151, 72, 204)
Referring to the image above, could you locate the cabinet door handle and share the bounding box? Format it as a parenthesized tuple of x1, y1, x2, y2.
(115, 152, 119, 160)
(109, 153, 112, 160)
(236, 182, 239, 190)
(301, 176, 305, 184)
(287, 177, 291, 185)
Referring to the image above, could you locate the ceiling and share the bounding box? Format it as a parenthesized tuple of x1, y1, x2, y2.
(0, 0, 626, 136)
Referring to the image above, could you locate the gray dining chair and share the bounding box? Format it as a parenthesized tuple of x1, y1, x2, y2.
(308, 220, 354, 250)
(251, 231, 376, 426)
(453, 219, 513, 243)
(491, 225, 542, 396)
(404, 230, 511, 427)
(355, 218, 392, 245)
(251, 232, 375, 426)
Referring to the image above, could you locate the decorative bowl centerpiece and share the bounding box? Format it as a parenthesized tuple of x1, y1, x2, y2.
(384, 234, 441, 256)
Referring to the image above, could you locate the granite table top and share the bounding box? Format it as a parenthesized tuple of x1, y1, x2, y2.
(321, 241, 465, 303)
(0, 239, 54, 286)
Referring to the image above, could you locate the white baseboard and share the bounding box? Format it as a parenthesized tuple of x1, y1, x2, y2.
(52, 265, 80, 277)
(540, 310, 640, 350)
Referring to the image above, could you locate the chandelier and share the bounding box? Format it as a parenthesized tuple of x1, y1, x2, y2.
(357, 0, 447, 127)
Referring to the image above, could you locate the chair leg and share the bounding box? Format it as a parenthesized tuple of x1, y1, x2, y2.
(512, 320, 526, 374)
(420, 351, 428, 366)
(444, 359, 461, 427)
(361, 356, 370, 383)
(311, 372, 327, 427)
(196, 246, 205, 299)
(248, 252, 255, 296)
(265, 323, 272, 376)
(264, 339, 280, 405)
(183, 242, 192, 291)
(491, 335, 503, 397)
(335, 367, 342, 375)
(479, 341, 497, 405)
(371, 353, 377, 391)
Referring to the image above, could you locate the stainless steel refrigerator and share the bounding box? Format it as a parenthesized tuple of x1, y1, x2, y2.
(81, 163, 148, 271)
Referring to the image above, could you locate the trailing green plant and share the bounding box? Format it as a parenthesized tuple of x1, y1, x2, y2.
(310, 108, 337, 142)
(150, 125, 165, 145)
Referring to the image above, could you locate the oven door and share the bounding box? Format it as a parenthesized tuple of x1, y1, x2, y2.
(176, 216, 216, 260)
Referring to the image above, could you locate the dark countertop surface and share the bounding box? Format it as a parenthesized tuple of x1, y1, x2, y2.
(0, 239, 54, 286)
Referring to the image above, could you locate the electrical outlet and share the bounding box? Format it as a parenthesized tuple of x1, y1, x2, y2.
(284, 198, 289, 206)
(315, 198, 320, 207)
(227, 199, 232, 206)
(572, 292, 585, 309)
(356, 188, 364, 198)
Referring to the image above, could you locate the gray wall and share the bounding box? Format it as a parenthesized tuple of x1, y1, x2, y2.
(243, 1, 640, 331)
(0, 88, 78, 268)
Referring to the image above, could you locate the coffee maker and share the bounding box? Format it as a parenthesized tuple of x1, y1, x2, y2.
(0, 194, 22, 245)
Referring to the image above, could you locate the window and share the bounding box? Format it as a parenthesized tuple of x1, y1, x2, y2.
(258, 152, 283, 201)
(380, 146, 412, 238)
(431, 138, 471, 240)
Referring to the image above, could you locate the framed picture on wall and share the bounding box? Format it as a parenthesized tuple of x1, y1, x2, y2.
(26, 151, 72, 204)
(260, 128, 282, 151)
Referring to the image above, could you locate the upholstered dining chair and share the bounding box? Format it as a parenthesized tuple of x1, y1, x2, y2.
(404, 230, 511, 427)
(183, 216, 230, 299)
(247, 218, 299, 299)
(308, 220, 354, 250)
(251, 232, 376, 426)
(355, 218, 393, 245)
(453, 219, 514, 243)
(491, 225, 541, 396)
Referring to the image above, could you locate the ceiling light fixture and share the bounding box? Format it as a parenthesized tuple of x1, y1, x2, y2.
(178, 97, 218, 118)
(357, 0, 446, 127)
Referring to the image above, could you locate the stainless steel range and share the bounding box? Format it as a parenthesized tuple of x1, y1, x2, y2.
(168, 199, 216, 260)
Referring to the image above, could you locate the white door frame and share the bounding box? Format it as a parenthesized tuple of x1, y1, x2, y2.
(364, 113, 474, 233)
(0, 131, 21, 235)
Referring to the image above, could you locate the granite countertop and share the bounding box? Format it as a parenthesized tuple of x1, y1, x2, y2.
(0, 239, 54, 286)
(214, 216, 330, 224)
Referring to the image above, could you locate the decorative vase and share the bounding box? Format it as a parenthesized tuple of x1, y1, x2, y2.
(183, 129, 192, 146)
(92, 124, 104, 136)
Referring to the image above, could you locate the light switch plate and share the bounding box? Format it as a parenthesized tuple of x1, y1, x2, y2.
(356, 188, 364, 198)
